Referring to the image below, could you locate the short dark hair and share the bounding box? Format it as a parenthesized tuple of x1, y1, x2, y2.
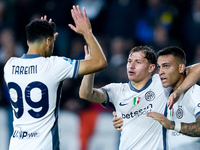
(25, 19, 56, 43)
(129, 46, 157, 65)
(157, 46, 186, 65)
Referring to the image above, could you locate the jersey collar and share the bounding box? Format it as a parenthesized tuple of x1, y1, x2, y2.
(21, 54, 42, 59)
(129, 77, 152, 92)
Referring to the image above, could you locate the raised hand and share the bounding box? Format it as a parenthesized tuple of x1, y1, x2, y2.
(167, 89, 181, 110)
(84, 45, 91, 60)
(40, 15, 58, 40)
(68, 5, 92, 35)
(41, 15, 52, 23)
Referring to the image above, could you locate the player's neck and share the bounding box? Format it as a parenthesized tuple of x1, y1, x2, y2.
(27, 49, 44, 56)
(27, 45, 45, 56)
(26, 40, 47, 56)
(172, 75, 185, 91)
(130, 77, 150, 90)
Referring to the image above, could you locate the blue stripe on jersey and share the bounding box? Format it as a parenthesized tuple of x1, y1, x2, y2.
(21, 54, 42, 58)
(51, 82, 63, 150)
(163, 104, 168, 150)
(100, 88, 110, 108)
(195, 111, 200, 118)
(128, 76, 152, 92)
(52, 119, 59, 150)
(72, 60, 80, 78)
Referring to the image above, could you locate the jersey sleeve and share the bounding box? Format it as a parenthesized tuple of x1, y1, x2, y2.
(100, 88, 110, 108)
(50, 56, 80, 81)
(101, 83, 122, 108)
(190, 85, 200, 118)
(4, 57, 14, 81)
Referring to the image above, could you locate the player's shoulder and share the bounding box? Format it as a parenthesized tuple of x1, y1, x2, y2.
(49, 56, 76, 64)
(152, 73, 160, 80)
(182, 84, 200, 104)
(102, 82, 128, 91)
(7, 56, 19, 62)
(107, 82, 128, 87)
(151, 74, 162, 86)
(4, 57, 19, 66)
(189, 84, 200, 94)
(181, 84, 200, 102)
(193, 84, 200, 89)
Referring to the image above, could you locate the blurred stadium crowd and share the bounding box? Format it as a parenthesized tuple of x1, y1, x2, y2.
(1, 0, 200, 149)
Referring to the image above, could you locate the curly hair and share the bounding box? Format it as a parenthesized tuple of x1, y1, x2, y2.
(25, 19, 56, 43)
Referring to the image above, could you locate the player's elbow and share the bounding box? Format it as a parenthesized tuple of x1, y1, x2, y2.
(79, 90, 90, 101)
(102, 60, 108, 69)
(79, 92, 85, 100)
(99, 59, 108, 69)
(98, 59, 107, 71)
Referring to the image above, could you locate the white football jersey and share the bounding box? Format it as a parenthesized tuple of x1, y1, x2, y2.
(4, 54, 80, 150)
(167, 84, 200, 150)
(102, 74, 171, 150)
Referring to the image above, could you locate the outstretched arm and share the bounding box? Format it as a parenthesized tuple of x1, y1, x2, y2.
(79, 45, 107, 103)
(147, 112, 200, 137)
(68, 5, 107, 76)
(79, 73, 107, 103)
(168, 63, 200, 109)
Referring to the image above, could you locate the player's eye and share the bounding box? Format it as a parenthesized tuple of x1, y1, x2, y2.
(127, 60, 131, 63)
(164, 65, 169, 68)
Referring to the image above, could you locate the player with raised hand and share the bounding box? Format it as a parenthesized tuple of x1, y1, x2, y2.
(69, 5, 107, 75)
(79, 46, 170, 149)
(4, 5, 107, 150)
(79, 45, 200, 149)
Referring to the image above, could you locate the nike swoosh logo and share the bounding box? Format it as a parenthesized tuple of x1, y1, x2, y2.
(119, 102, 128, 106)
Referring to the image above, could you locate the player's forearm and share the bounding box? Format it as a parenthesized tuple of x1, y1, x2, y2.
(83, 31, 107, 71)
(180, 122, 200, 137)
(179, 63, 200, 93)
(79, 74, 95, 100)
(79, 74, 105, 103)
(79, 74, 103, 103)
(172, 120, 200, 137)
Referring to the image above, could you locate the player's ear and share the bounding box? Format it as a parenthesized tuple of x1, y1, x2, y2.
(27, 40, 29, 46)
(46, 37, 54, 48)
(179, 63, 185, 74)
(149, 64, 156, 73)
(46, 37, 50, 47)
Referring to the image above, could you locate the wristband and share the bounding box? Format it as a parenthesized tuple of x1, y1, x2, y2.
(174, 121, 181, 132)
